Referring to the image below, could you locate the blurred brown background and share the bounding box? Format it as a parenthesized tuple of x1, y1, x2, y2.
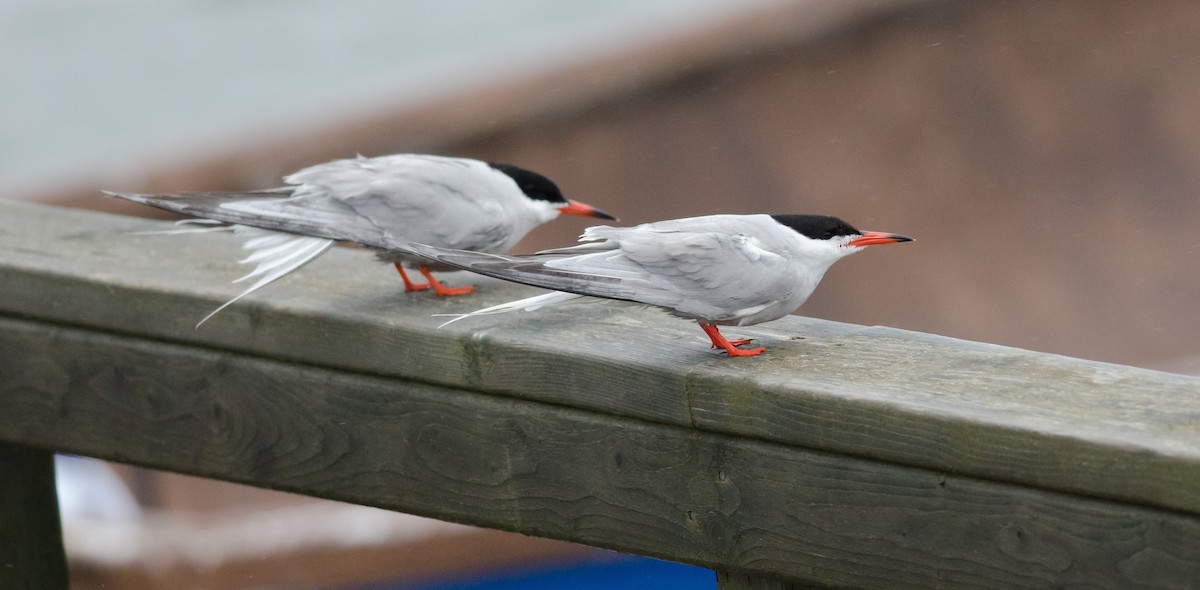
(11, 0, 1200, 587)
(34, 0, 1200, 372)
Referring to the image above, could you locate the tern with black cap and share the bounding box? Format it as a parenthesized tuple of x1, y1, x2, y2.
(105, 153, 615, 326)
(395, 213, 911, 357)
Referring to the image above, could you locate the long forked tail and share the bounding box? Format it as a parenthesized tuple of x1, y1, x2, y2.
(132, 218, 231, 236)
(101, 189, 339, 238)
(436, 291, 582, 328)
(195, 226, 333, 327)
(108, 190, 337, 326)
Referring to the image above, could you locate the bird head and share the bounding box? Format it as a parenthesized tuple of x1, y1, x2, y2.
(489, 162, 616, 221)
(771, 214, 912, 270)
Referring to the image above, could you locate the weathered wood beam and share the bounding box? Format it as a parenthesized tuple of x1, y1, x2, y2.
(4, 317, 1200, 588)
(3, 200, 1200, 588)
(0, 443, 68, 590)
(1, 200, 1198, 514)
(717, 570, 822, 590)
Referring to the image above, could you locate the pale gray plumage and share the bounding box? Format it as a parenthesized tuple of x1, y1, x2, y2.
(391, 213, 913, 355)
(111, 155, 561, 258)
(401, 214, 867, 325)
(105, 153, 613, 326)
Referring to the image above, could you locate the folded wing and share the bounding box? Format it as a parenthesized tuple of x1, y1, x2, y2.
(396, 215, 792, 322)
(105, 155, 514, 251)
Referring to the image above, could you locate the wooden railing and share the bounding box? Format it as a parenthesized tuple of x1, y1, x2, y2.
(2, 199, 1199, 589)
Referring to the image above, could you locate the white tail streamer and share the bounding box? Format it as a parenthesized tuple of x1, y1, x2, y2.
(435, 291, 581, 328)
(131, 219, 231, 236)
(195, 227, 334, 327)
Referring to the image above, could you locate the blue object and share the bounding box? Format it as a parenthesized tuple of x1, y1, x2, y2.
(359, 555, 715, 590)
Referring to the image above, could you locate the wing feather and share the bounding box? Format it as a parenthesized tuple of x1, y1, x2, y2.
(195, 227, 334, 327)
(105, 155, 521, 252)
(392, 214, 794, 322)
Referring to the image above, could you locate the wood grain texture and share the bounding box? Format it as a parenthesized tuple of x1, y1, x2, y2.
(3, 317, 1200, 589)
(2, 201, 1199, 516)
(0, 443, 69, 590)
(716, 570, 820, 590)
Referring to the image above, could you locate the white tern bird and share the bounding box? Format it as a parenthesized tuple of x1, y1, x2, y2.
(105, 154, 615, 326)
(394, 214, 911, 356)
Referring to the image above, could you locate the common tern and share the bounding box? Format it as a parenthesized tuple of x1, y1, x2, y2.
(105, 154, 615, 326)
(394, 214, 911, 356)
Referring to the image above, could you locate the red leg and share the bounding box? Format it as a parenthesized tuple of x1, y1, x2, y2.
(699, 323, 764, 357)
(700, 325, 754, 348)
(394, 263, 432, 292)
(418, 266, 475, 297)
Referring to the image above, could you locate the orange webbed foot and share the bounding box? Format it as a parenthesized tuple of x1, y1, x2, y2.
(431, 283, 475, 297)
(723, 345, 765, 357)
(699, 323, 765, 357)
(419, 266, 475, 297)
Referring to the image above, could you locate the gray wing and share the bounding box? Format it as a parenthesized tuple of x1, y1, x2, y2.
(397, 241, 641, 302)
(106, 155, 514, 251)
(396, 215, 793, 321)
(103, 193, 338, 327)
(103, 188, 313, 230)
(272, 154, 514, 250)
(106, 188, 393, 244)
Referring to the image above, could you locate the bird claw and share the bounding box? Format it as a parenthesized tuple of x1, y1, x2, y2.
(724, 346, 765, 357)
(699, 324, 764, 357)
(432, 284, 475, 297)
(711, 338, 754, 348)
(401, 279, 472, 296)
(406, 265, 475, 297)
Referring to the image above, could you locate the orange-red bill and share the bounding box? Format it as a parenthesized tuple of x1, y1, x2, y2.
(848, 231, 913, 247)
(558, 199, 617, 220)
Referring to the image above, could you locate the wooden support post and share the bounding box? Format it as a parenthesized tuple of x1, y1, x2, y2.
(0, 443, 68, 590)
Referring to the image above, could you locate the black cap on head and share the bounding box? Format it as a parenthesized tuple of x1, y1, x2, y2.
(770, 214, 861, 240)
(488, 163, 567, 204)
